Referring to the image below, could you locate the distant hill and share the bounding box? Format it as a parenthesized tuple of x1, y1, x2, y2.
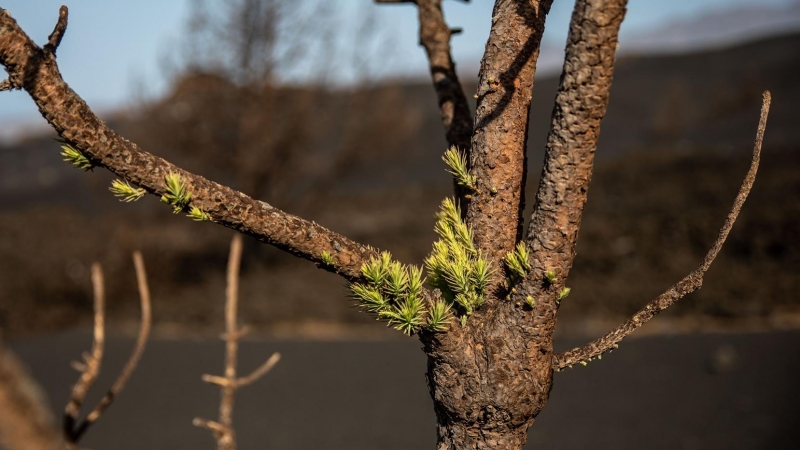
(0, 32, 798, 336)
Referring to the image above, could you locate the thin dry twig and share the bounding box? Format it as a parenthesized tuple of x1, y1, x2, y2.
(43, 5, 68, 55)
(553, 91, 772, 370)
(64, 253, 153, 444)
(195, 235, 281, 450)
(63, 264, 105, 438)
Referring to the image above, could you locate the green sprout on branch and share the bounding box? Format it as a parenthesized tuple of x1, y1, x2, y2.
(109, 179, 146, 202)
(427, 298, 453, 332)
(321, 251, 334, 266)
(425, 198, 492, 321)
(161, 172, 192, 213)
(59, 142, 93, 171)
(505, 241, 531, 279)
(545, 270, 558, 285)
(350, 252, 435, 335)
(556, 287, 571, 304)
(442, 146, 476, 190)
(187, 206, 211, 222)
(525, 295, 536, 308)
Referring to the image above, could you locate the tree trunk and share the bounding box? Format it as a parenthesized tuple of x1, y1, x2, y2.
(423, 301, 555, 450)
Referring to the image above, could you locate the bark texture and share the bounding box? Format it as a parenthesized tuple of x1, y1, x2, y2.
(466, 0, 553, 297)
(513, 0, 627, 347)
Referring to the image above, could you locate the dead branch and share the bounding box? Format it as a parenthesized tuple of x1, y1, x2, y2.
(464, 0, 553, 295)
(0, 6, 379, 282)
(64, 253, 153, 444)
(43, 5, 68, 55)
(195, 235, 281, 450)
(63, 264, 105, 438)
(0, 342, 63, 450)
(554, 91, 771, 370)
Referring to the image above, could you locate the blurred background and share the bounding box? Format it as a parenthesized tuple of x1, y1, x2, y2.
(1, 0, 799, 449)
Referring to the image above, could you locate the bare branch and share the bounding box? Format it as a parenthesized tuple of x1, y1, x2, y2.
(196, 236, 280, 450)
(236, 352, 281, 387)
(553, 91, 772, 370)
(43, 5, 68, 55)
(0, 78, 17, 91)
(0, 342, 63, 450)
(512, 0, 627, 337)
(70, 252, 153, 441)
(0, 7, 378, 281)
(377, 0, 473, 201)
(464, 0, 553, 296)
(63, 263, 105, 438)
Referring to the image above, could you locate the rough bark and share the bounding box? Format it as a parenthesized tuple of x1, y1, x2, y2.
(0, 7, 377, 281)
(465, 0, 553, 297)
(511, 0, 627, 350)
(424, 2, 627, 448)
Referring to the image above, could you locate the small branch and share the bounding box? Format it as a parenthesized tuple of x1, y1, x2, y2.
(192, 418, 228, 434)
(63, 263, 105, 439)
(0, 7, 379, 282)
(376, 0, 473, 201)
(0, 79, 17, 92)
(553, 91, 772, 370)
(236, 353, 281, 387)
(196, 236, 280, 450)
(43, 5, 68, 55)
(72, 252, 153, 440)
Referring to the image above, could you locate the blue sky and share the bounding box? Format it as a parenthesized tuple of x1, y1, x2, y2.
(0, 0, 795, 129)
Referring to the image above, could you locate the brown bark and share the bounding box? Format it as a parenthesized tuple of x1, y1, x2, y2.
(465, 0, 553, 297)
(423, 2, 627, 448)
(0, 7, 378, 281)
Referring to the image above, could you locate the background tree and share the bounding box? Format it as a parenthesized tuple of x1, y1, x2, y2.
(0, 1, 771, 449)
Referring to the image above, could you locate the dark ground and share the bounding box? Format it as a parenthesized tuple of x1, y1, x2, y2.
(10, 330, 800, 449)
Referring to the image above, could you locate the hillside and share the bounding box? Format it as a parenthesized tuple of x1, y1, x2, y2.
(0, 32, 798, 336)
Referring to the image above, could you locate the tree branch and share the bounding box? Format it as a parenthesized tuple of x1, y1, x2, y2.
(195, 236, 281, 450)
(70, 252, 153, 441)
(376, 0, 473, 201)
(464, 0, 553, 296)
(514, 0, 627, 330)
(0, 6, 378, 281)
(63, 263, 105, 439)
(43, 5, 68, 55)
(553, 91, 771, 370)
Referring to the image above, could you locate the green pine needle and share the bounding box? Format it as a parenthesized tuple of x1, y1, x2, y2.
(351, 283, 388, 314)
(545, 270, 558, 284)
(160, 172, 192, 213)
(505, 242, 531, 278)
(59, 143, 93, 171)
(381, 295, 426, 335)
(525, 295, 536, 308)
(109, 179, 145, 202)
(557, 287, 571, 303)
(427, 298, 453, 332)
(321, 251, 334, 266)
(187, 206, 211, 222)
(442, 146, 476, 190)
